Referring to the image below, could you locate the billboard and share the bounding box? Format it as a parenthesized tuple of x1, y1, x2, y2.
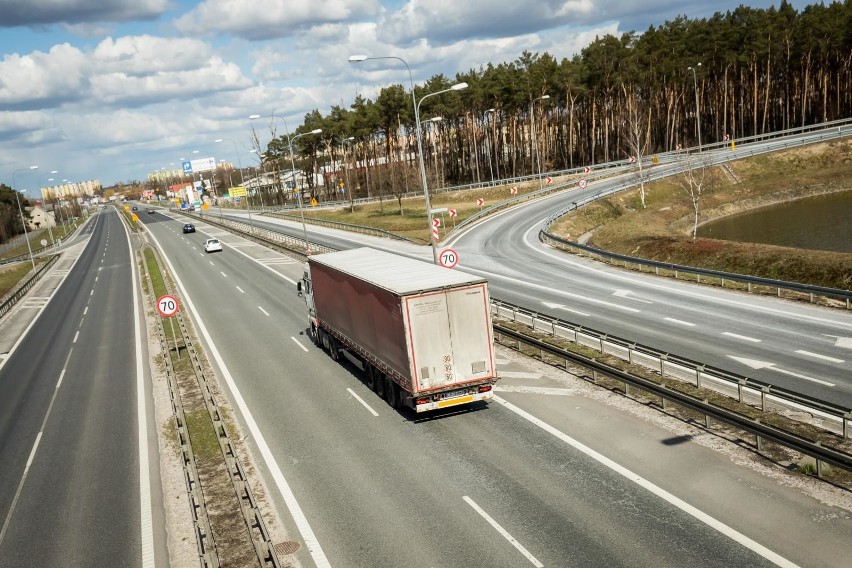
(181, 157, 216, 174)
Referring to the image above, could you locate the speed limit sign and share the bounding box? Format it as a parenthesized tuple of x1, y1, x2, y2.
(157, 295, 179, 317)
(438, 248, 459, 269)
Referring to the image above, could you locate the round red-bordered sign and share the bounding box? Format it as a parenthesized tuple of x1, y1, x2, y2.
(157, 294, 179, 317)
(438, 248, 459, 269)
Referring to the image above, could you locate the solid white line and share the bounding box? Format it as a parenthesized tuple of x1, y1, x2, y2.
(664, 317, 695, 327)
(795, 350, 844, 363)
(258, 306, 269, 316)
(463, 496, 543, 567)
(123, 210, 156, 567)
(220, 271, 227, 278)
(493, 396, 800, 568)
(722, 332, 761, 343)
(346, 388, 379, 417)
(236, 286, 245, 294)
(25, 432, 42, 469)
(56, 369, 65, 390)
(143, 228, 331, 567)
(291, 337, 309, 352)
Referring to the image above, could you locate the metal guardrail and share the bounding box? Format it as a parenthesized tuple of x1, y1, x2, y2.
(540, 232, 852, 308)
(490, 299, 851, 440)
(264, 211, 425, 244)
(0, 255, 59, 320)
(493, 323, 852, 476)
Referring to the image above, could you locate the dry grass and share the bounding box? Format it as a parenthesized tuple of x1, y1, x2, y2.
(550, 140, 852, 290)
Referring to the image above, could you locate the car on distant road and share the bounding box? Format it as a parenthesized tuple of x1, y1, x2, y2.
(131, 206, 138, 211)
(147, 208, 155, 214)
(182, 223, 195, 233)
(204, 238, 222, 253)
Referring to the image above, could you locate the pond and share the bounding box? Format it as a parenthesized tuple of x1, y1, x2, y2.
(697, 190, 852, 253)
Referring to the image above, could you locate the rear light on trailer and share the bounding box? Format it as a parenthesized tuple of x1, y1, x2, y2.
(478, 385, 492, 393)
(416, 397, 430, 406)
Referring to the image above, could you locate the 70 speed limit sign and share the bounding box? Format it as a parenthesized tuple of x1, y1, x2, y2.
(157, 295, 179, 317)
(438, 248, 459, 269)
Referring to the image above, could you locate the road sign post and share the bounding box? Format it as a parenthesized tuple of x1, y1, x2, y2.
(157, 295, 181, 358)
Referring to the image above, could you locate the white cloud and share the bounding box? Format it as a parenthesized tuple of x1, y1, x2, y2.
(174, 0, 381, 40)
(0, 44, 90, 108)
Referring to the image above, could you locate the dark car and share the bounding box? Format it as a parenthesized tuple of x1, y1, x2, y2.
(183, 223, 195, 233)
(131, 206, 138, 211)
(147, 208, 155, 214)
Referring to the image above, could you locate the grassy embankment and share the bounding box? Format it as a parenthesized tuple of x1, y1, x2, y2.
(300, 140, 852, 290)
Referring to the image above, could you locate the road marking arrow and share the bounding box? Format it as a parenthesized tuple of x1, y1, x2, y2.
(542, 301, 589, 317)
(613, 289, 653, 304)
(727, 356, 835, 386)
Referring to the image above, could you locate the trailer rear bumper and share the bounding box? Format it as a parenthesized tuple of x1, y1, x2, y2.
(413, 385, 494, 413)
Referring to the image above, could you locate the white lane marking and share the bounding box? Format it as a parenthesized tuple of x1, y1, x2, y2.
(463, 496, 543, 568)
(613, 289, 653, 304)
(95, 276, 99, 282)
(495, 385, 574, 396)
(143, 228, 332, 567)
(494, 396, 801, 568)
(83, 306, 88, 315)
(73, 331, 79, 343)
(727, 356, 835, 387)
(209, 260, 214, 265)
(236, 286, 245, 294)
(722, 332, 761, 343)
(258, 306, 270, 316)
(291, 337, 309, 352)
(220, 271, 228, 278)
(56, 369, 65, 389)
(90, 289, 94, 296)
(829, 336, 852, 349)
(122, 209, 157, 567)
(795, 350, 844, 364)
(346, 388, 379, 417)
(664, 317, 695, 327)
(498, 371, 541, 380)
(541, 301, 590, 317)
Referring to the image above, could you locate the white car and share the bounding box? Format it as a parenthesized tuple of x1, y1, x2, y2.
(204, 238, 222, 253)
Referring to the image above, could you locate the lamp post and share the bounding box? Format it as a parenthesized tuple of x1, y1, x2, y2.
(349, 55, 468, 264)
(531, 95, 550, 190)
(485, 108, 496, 185)
(423, 117, 443, 188)
(11, 165, 39, 271)
(216, 138, 250, 224)
(688, 63, 702, 152)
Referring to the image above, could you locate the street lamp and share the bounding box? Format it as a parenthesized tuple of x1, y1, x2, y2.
(11, 165, 39, 271)
(215, 138, 253, 231)
(349, 54, 468, 263)
(485, 108, 497, 185)
(249, 113, 321, 253)
(531, 95, 550, 190)
(688, 63, 702, 152)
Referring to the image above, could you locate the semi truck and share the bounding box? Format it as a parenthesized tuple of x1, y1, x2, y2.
(297, 248, 497, 412)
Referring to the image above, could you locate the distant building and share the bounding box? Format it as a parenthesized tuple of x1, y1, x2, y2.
(41, 179, 101, 201)
(25, 205, 56, 231)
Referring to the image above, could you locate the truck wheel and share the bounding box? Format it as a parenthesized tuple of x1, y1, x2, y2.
(364, 366, 376, 391)
(386, 379, 399, 408)
(375, 373, 385, 398)
(329, 337, 339, 361)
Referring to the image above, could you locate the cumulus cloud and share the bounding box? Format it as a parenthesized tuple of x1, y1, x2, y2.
(0, 0, 168, 28)
(174, 0, 381, 40)
(378, 0, 595, 46)
(0, 44, 90, 109)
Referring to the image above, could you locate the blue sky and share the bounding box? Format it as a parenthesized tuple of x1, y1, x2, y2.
(0, 0, 815, 192)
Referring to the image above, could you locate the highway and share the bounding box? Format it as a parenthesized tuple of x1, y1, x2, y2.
(136, 207, 852, 568)
(211, 126, 852, 408)
(0, 209, 162, 567)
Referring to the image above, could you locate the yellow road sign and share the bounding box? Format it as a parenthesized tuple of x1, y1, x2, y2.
(230, 186, 247, 197)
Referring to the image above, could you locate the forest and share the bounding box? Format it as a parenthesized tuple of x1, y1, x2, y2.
(248, 0, 851, 206)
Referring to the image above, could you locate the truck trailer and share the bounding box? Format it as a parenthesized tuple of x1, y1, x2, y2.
(297, 248, 496, 412)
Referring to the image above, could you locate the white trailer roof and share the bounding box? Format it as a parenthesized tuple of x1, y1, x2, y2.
(308, 248, 486, 295)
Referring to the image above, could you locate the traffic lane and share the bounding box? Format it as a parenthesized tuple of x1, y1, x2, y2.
(147, 229, 781, 568)
(490, 384, 852, 568)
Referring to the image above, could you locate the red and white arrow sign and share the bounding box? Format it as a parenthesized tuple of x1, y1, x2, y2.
(476, 198, 484, 206)
(545, 176, 553, 185)
(448, 208, 457, 218)
(433, 218, 441, 228)
(628, 155, 636, 163)
(584, 165, 590, 174)
(510, 186, 517, 195)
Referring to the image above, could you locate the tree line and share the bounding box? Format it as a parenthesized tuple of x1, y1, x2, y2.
(246, 0, 850, 209)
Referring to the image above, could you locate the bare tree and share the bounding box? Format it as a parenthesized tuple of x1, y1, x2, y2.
(622, 88, 651, 208)
(675, 153, 710, 240)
